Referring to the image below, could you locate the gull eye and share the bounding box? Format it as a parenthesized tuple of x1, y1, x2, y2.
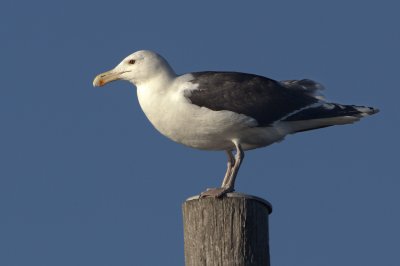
(128, 59, 136, 65)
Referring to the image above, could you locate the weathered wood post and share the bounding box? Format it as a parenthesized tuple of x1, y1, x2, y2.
(182, 192, 273, 266)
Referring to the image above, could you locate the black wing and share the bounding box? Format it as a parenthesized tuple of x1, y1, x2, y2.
(186, 71, 319, 126)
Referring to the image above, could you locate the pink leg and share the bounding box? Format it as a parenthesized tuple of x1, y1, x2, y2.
(200, 141, 244, 198)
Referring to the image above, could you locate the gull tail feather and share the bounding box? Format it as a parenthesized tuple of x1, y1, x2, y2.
(281, 103, 379, 133)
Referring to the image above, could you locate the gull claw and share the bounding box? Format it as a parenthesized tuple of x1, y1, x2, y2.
(199, 187, 234, 198)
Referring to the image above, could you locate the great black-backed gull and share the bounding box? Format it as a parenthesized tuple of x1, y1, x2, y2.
(93, 50, 378, 197)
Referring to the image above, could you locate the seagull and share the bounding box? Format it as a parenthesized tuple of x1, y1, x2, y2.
(93, 50, 379, 197)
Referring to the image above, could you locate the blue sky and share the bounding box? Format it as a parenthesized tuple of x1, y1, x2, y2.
(1, 0, 398, 265)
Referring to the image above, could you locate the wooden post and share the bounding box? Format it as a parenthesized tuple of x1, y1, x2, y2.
(182, 193, 273, 266)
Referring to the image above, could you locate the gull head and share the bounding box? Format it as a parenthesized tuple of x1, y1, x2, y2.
(93, 50, 175, 87)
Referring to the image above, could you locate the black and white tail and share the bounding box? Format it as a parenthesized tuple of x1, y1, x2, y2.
(282, 102, 379, 133)
(279, 79, 379, 133)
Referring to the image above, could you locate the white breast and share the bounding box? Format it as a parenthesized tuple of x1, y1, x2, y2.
(136, 75, 259, 150)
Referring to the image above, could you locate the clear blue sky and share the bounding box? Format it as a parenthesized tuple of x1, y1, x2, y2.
(1, 0, 398, 265)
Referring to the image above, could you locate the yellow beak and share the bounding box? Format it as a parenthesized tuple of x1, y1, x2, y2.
(93, 69, 121, 87)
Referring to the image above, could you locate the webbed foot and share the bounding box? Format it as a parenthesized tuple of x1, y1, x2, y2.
(199, 187, 234, 198)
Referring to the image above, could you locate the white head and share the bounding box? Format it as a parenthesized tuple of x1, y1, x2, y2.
(93, 50, 175, 87)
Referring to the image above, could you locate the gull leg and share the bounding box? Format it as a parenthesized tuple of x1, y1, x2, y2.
(200, 141, 244, 198)
(223, 140, 244, 192)
(221, 150, 235, 187)
(200, 150, 234, 198)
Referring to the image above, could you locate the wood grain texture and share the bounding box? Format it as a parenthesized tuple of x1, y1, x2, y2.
(182, 193, 272, 266)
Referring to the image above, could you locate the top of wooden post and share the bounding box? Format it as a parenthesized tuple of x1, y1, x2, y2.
(185, 192, 273, 214)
